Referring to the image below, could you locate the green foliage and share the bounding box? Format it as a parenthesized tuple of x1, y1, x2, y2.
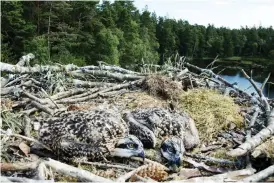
(1, 1, 274, 67)
(25, 35, 49, 64)
(268, 50, 274, 60)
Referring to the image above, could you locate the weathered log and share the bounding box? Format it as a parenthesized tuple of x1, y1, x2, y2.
(0, 62, 77, 74)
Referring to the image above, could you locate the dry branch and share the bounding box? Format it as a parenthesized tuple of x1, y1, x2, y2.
(0, 62, 77, 74)
(184, 62, 251, 98)
(72, 79, 115, 88)
(228, 109, 274, 157)
(241, 69, 271, 113)
(71, 69, 144, 81)
(238, 165, 274, 182)
(44, 158, 114, 182)
(50, 89, 86, 100)
(184, 157, 229, 173)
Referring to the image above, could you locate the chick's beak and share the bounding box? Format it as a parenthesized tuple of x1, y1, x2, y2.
(168, 156, 181, 173)
(138, 151, 145, 164)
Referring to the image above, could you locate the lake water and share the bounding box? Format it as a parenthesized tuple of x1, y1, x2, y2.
(189, 60, 274, 99)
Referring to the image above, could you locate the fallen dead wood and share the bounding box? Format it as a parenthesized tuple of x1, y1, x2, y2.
(238, 165, 274, 182)
(228, 102, 274, 157)
(44, 158, 114, 182)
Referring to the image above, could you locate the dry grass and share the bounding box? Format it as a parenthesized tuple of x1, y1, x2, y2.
(119, 92, 168, 110)
(143, 75, 183, 100)
(179, 89, 243, 143)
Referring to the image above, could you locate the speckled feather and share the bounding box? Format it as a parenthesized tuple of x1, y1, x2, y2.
(39, 109, 128, 160)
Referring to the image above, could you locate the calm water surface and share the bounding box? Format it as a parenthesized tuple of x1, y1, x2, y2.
(189, 60, 274, 99)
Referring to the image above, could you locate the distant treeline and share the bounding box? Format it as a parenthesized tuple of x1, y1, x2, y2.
(2, 1, 274, 67)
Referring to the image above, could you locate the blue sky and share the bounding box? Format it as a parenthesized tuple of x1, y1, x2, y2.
(133, 0, 274, 29)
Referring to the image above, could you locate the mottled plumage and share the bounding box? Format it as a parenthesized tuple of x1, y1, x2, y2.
(123, 107, 200, 169)
(123, 107, 200, 148)
(39, 109, 144, 161)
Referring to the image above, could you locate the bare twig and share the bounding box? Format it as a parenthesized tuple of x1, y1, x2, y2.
(78, 161, 134, 170)
(241, 69, 271, 113)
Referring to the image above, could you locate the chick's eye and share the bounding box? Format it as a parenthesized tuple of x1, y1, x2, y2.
(167, 147, 174, 153)
(127, 143, 134, 149)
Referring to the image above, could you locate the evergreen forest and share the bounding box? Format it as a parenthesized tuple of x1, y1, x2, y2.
(2, 1, 274, 68)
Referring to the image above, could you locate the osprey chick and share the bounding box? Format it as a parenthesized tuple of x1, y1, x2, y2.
(39, 109, 144, 161)
(123, 108, 200, 170)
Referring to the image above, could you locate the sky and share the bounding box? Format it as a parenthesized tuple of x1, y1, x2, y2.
(133, 0, 274, 29)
